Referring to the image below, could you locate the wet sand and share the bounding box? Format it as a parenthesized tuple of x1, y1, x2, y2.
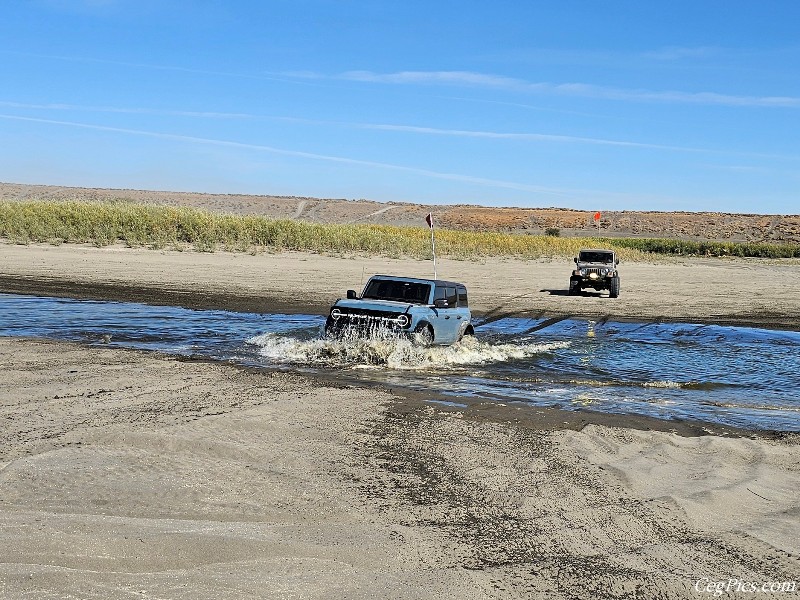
(2, 242, 799, 330)
(1, 242, 800, 598)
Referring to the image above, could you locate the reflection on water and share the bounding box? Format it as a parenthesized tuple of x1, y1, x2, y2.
(1, 293, 799, 431)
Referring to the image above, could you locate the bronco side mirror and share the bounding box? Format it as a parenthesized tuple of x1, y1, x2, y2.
(433, 299, 449, 308)
(346, 290, 357, 299)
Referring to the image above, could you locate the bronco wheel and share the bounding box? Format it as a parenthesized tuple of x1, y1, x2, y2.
(414, 323, 434, 345)
(609, 276, 620, 298)
(458, 324, 475, 342)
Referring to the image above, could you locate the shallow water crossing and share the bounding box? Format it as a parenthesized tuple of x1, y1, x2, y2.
(2, 293, 799, 431)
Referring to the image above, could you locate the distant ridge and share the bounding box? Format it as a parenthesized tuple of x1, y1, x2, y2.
(2, 182, 798, 244)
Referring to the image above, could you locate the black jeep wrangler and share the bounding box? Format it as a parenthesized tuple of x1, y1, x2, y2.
(569, 249, 620, 298)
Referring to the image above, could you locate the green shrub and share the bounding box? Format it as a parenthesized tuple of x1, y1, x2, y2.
(1, 200, 798, 260)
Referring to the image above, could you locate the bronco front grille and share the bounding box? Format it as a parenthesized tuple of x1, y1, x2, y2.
(332, 308, 407, 328)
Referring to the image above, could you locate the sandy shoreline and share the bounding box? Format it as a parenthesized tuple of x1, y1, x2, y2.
(1, 242, 799, 597)
(1, 337, 798, 599)
(2, 242, 800, 330)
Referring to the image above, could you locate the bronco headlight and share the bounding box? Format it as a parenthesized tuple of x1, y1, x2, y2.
(331, 308, 342, 320)
(396, 314, 410, 327)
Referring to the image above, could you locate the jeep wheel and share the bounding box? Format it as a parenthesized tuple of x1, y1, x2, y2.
(568, 280, 580, 295)
(609, 276, 620, 298)
(414, 323, 434, 346)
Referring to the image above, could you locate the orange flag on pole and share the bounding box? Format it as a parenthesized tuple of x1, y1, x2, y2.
(426, 212, 437, 278)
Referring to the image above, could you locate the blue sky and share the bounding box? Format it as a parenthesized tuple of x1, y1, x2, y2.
(1, 1, 798, 214)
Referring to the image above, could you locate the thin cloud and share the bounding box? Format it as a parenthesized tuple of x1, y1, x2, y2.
(293, 70, 800, 108)
(0, 101, 256, 119)
(0, 99, 672, 148)
(435, 95, 610, 119)
(643, 46, 720, 61)
(361, 123, 694, 151)
(341, 70, 523, 88)
(0, 113, 584, 197)
(13, 52, 796, 108)
(5, 100, 797, 161)
(352, 123, 800, 161)
(3, 51, 312, 86)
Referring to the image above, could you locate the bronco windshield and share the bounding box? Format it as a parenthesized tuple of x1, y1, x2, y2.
(579, 251, 614, 264)
(362, 279, 431, 304)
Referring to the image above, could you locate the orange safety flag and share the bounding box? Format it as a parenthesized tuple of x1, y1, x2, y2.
(593, 211, 601, 222)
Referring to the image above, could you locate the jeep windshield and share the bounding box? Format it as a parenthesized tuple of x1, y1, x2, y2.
(362, 280, 431, 304)
(579, 251, 614, 264)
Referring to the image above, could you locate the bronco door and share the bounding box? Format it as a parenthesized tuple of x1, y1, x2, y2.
(431, 285, 461, 344)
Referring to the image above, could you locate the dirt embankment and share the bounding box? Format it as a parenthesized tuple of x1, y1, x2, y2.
(2, 181, 799, 243)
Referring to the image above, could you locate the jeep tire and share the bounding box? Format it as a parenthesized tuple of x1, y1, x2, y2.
(609, 276, 620, 298)
(568, 280, 580, 295)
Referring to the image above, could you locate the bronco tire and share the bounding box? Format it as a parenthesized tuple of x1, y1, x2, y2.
(414, 323, 434, 345)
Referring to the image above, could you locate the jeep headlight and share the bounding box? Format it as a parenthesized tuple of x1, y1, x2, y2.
(331, 308, 342, 320)
(396, 314, 409, 327)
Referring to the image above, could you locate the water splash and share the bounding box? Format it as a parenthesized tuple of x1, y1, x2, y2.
(247, 331, 570, 371)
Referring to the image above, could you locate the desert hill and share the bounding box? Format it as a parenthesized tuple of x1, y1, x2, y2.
(2, 182, 798, 244)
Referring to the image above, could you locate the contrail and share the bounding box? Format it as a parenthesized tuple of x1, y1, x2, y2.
(0, 113, 582, 197)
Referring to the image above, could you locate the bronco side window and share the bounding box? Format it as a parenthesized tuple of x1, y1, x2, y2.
(445, 287, 457, 307)
(458, 286, 468, 307)
(435, 286, 457, 307)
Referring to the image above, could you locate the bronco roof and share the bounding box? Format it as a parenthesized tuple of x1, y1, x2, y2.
(369, 274, 465, 287)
